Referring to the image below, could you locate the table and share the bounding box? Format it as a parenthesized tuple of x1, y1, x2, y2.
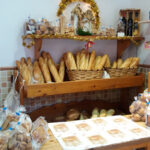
(40, 116, 150, 150)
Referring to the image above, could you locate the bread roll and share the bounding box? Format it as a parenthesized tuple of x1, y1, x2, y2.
(117, 59, 123, 68)
(39, 57, 51, 83)
(93, 56, 102, 70)
(33, 61, 44, 84)
(120, 58, 133, 69)
(130, 57, 140, 68)
(59, 58, 65, 81)
(112, 61, 117, 69)
(64, 52, 77, 70)
(48, 58, 62, 83)
(87, 50, 96, 70)
(98, 54, 107, 70)
(76, 52, 80, 70)
(105, 55, 111, 68)
(79, 50, 86, 70)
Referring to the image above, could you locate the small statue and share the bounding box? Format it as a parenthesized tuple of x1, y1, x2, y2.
(25, 17, 36, 35)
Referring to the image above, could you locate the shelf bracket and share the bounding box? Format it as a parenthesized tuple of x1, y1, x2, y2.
(34, 39, 42, 60)
(117, 40, 130, 58)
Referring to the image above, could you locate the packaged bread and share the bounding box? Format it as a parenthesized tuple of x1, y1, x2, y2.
(117, 59, 123, 68)
(48, 58, 62, 82)
(33, 61, 44, 84)
(0, 133, 7, 150)
(33, 116, 48, 129)
(64, 52, 77, 70)
(87, 50, 96, 70)
(59, 58, 65, 81)
(129, 100, 147, 122)
(39, 57, 51, 83)
(8, 132, 32, 150)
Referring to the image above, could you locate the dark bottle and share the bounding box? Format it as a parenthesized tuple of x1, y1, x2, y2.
(122, 12, 127, 35)
(133, 12, 139, 36)
(127, 12, 133, 36)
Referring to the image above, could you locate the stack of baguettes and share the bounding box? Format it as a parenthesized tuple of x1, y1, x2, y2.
(16, 51, 65, 85)
(64, 49, 110, 81)
(106, 57, 140, 77)
(64, 49, 110, 71)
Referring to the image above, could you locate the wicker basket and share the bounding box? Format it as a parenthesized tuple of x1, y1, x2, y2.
(67, 70, 104, 81)
(106, 68, 137, 78)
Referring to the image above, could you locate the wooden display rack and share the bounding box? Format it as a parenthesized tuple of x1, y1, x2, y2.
(23, 35, 144, 59)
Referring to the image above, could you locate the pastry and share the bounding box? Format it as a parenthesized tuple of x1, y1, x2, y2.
(88, 135, 105, 144)
(66, 109, 80, 120)
(87, 50, 96, 70)
(63, 136, 81, 146)
(54, 124, 68, 132)
(76, 123, 90, 131)
(39, 57, 51, 83)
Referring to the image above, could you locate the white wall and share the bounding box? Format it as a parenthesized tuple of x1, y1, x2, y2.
(0, 0, 134, 67)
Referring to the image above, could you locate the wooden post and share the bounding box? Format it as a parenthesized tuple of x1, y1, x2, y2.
(34, 39, 42, 60)
(148, 72, 150, 92)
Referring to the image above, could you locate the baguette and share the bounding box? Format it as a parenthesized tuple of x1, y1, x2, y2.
(27, 57, 33, 77)
(20, 57, 26, 65)
(59, 58, 65, 81)
(41, 51, 48, 63)
(105, 55, 111, 68)
(87, 50, 96, 70)
(76, 52, 80, 70)
(98, 54, 107, 70)
(117, 59, 123, 68)
(64, 52, 77, 70)
(79, 50, 86, 70)
(130, 57, 140, 68)
(112, 61, 117, 69)
(33, 61, 44, 84)
(85, 52, 89, 70)
(48, 58, 62, 82)
(120, 58, 133, 69)
(39, 57, 51, 83)
(93, 56, 102, 70)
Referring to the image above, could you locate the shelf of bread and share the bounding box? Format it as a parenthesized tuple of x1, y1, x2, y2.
(23, 34, 144, 42)
(24, 74, 144, 98)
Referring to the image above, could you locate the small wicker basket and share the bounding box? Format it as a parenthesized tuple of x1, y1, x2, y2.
(106, 68, 137, 78)
(67, 70, 104, 81)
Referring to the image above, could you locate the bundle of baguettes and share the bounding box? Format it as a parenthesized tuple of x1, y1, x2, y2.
(16, 51, 65, 84)
(111, 57, 140, 69)
(64, 49, 108, 71)
(64, 49, 108, 81)
(106, 57, 140, 77)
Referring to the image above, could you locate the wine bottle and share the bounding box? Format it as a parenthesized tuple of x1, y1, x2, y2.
(133, 12, 139, 36)
(122, 12, 127, 35)
(127, 12, 133, 36)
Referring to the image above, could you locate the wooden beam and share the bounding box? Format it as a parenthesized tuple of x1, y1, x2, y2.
(34, 39, 42, 60)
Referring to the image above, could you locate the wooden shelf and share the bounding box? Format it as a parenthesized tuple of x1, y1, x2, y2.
(23, 74, 144, 99)
(22, 34, 144, 59)
(138, 20, 150, 24)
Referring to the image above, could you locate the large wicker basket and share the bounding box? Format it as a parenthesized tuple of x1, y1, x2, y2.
(67, 70, 104, 81)
(106, 68, 137, 78)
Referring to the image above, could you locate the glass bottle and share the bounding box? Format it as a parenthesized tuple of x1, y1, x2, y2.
(133, 12, 139, 36)
(122, 12, 127, 36)
(127, 12, 133, 36)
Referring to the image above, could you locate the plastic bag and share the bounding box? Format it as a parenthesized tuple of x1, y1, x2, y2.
(31, 117, 50, 150)
(8, 131, 32, 150)
(129, 100, 147, 122)
(0, 132, 8, 150)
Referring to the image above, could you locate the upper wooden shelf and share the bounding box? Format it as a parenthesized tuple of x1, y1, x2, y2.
(23, 73, 144, 99)
(138, 20, 150, 24)
(23, 34, 144, 43)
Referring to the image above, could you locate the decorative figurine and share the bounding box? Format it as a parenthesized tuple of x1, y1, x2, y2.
(25, 17, 36, 34)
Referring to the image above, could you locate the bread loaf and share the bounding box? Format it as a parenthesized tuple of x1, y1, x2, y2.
(76, 52, 80, 70)
(48, 58, 62, 82)
(120, 58, 133, 69)
(39, 57, 51, 83)
(130, 57, 140, 68)
(85, 52, 89, 70)
(98, 54, 107, 70)
(79, 50, 86, 70)
(64, 52, 77, 70)
(112, 61, 117, 69)
(33, 61, 44, 84)
(27, 57, 33, 77)
(93, 56, 102, 70)
(117, 59, 123, 68)
(105, 55, 111, 68)
(87, 50, 96, 70)
(59, 58, 65, 81)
